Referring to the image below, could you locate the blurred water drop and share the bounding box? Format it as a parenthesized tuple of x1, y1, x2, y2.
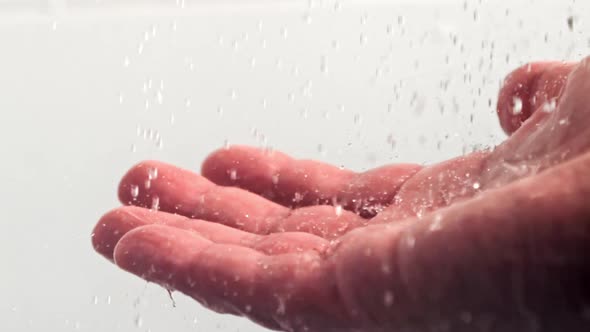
(542, 99, 556, 113)
(245, 305, 252, 312)
(151, 196, 160, 210)
(134, 314, 143, 328)
(156, 138, 164, 149)
(353, 113, 362, 125)
(92, 296, 99, 305)
(334, 205, 343, 217)
(512, 97, 522, 115)
(170, 114, 175, 125)
(320, 55, 328, 74)
(229, 169, 238, 181)
(156, 91, 163, 105)
(281, 27, 288, 39)
(51, 21, 57, 31)
(131, 144, 137, 153)
(138, 43, 144, 55)
(131, 185, 139, 198)
(185, 98, 192, 108)
(302, 12, 312, 24)
(119, 93, 124, 104)
(106, 296, 112, 305)
(383, 291, 394, 307)
(148, 167, 158, 180)
(360, 33, 367, 45)
(171, 21, 178, 31)
(472, 182, 481, 190)
(123, 56, 131, 67)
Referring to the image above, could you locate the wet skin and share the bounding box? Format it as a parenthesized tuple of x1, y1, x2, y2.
(92, 58, 590, 332)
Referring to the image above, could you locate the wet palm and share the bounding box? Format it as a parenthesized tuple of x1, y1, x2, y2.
(92, 58, 590, 332)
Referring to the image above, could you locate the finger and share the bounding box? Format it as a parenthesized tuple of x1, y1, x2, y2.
(497, 61, 577, 135)
(118, 162, 367, 238)
(114, 224, 352, 331)
(201, 145, 422, 217)
(92, 206, 328, 261)
(331, 151, 590, 331)
(119, 161, 289, 233)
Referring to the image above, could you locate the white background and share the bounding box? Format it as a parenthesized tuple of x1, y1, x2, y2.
(1, 0, 589, 331)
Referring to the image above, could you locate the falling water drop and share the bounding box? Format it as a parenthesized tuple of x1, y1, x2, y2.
(130, 185, 139, 198)
(148, 167, 158, 180)
(383, 291, 394, 307)
(123, 56, 130, 67)
(151, 196, 160, 210)
(334, 205, 343, 217)
(134, 314, 143, 328)
(229, 169, 238, 181)
(512, 97, 522, 115)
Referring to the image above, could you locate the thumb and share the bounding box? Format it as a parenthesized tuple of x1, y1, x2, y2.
(497, 61, 576, 135)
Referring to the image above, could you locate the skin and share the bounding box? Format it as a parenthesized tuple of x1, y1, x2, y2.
(92, 57, 590, 332)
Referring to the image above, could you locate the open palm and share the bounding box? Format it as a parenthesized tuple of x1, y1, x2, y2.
(92, 58, 590, 332)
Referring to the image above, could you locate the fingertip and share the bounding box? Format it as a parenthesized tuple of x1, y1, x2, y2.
(113, 224, 206, 284)
(118, 160, 161, 206)
(91, 206, 148, 260)
(497, 61, 576, 135)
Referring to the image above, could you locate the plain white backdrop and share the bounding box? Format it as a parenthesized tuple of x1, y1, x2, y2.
(1, 0, 589, 331)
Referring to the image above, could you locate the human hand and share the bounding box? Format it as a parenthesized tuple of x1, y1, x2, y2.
(92, 58, 590, 332)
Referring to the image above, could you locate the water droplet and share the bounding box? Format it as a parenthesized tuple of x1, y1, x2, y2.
(472, 182, 481, 190)
(429, 214, 443, 232)
(151, 196, 160, 210)
(559, 118, 569, 126)
(281, 27, 288, 39)
(512, 97, 523, 115)
(119, 93, 124, 104)
(148, 167, 158, 180)
(359, 33, 367, 45)
(245, 305, 252, 312)
(170, 114, 175, 124)
(542, 99, 556, 113)
(229, 169, 238, 181)
(185, 98, 192, 108)
(156, 91, 163, 105)
(134, 314, 143, 328)
(130, 185, 139, 198)
(272, 174, 280, 185)
(106, 296, 112, 304)
(123, 56, 130, 67)
(51, 21, 58, 30)
(383, 291, 394, 307)
(320, 55, 328, 74)
(131, 144, 137, 152)
(302, 12, 312, 24)
(334, 205, 343, 217)
(138, 43, 144, 55)
(92, 296, 99, 305)
(404, 234, 416, 248)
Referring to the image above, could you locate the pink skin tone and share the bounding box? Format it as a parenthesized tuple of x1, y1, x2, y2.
(92, 58, 590, 332)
